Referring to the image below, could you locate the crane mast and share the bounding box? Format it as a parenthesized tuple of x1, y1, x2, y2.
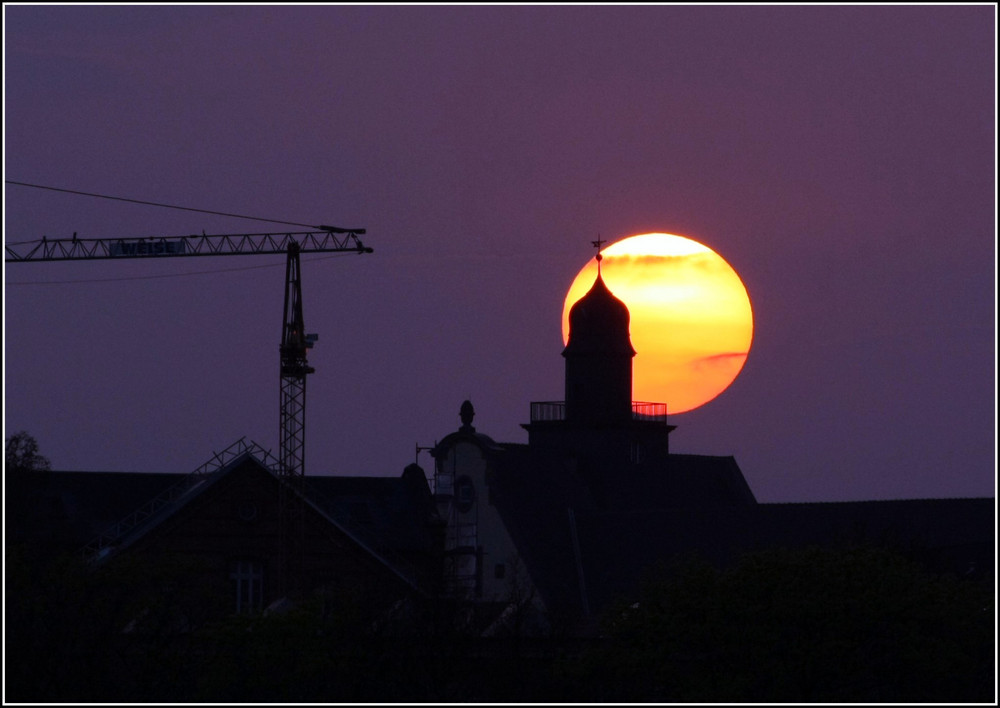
(279, 241, 314, 480)
(278, 241, 312, 596)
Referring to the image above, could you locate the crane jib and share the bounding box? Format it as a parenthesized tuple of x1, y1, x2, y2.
(5, 231, 372, 262)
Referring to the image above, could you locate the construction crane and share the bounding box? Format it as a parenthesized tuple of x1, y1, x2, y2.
(6, 228, 371, 476)
(6, 228, 373, 596)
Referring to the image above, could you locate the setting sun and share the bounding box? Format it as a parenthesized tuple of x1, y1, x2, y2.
(562, 233, 753, 414)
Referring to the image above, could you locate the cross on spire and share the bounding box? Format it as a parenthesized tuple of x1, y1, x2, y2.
(591, 235, 606, 269)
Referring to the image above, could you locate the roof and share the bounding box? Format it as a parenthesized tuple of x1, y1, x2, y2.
(602, 453, 758, 509)
(304, 464, 439, 557)
(483, 448, 762, 620)
(7, 470, 186, 550)
(748, 497, 996, 577)
(16, 441, 993, 627)
(563, 271, 635, 356)
(12, 452, 440, 592)
(477, 444, 994, 624)
(432, 425, 507, 459)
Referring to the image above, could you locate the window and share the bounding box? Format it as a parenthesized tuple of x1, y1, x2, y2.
(230, 560, 264, 614)
(495, 563, 506, 579)
(455, 475, 475, 513)
(630, 441, 644, 464)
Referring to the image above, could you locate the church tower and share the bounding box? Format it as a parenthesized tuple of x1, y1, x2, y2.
(524, 241, 674, 470)
(562, 253, 635, 424)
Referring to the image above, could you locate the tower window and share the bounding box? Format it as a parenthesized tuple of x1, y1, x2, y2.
(455, 475, 475, 512)
(630, 441, 644, 464)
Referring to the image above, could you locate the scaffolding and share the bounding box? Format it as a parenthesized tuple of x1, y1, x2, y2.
(435, 457, 481, 598)
(79, 437, 280, 563)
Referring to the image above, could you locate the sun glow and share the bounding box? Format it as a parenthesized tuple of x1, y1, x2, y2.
(562, 233, 753, 414)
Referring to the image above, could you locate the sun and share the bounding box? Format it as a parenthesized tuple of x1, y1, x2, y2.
(562, 233, 753, 414)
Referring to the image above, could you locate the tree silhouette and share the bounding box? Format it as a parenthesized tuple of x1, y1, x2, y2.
(5, 430, 51, 474)
(566, 545, 994, 703)
(5, 431, 54, 546)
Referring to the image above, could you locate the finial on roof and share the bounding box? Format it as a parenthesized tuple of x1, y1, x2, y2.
(459, 399, 475, 432)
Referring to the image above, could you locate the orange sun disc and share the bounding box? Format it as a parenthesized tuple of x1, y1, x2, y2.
(562, 233, 753, 414)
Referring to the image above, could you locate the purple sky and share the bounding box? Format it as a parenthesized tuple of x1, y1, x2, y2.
(4, 6, 995, 503)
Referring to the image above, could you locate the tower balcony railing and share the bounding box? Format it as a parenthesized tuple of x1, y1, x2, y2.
(631, 401, 670, 423)
(529, 401, 668, 424)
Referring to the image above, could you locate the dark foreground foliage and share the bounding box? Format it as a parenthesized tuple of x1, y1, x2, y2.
(566, 545, 995, 703)
(6, 543, 994, 703)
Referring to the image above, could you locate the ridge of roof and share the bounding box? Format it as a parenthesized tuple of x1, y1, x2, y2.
(84, 448, 270, 562)
(296, 475, 431, 594)
(760, 496, 995, 506)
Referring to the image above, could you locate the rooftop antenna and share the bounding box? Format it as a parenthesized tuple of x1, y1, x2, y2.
(415, 443, 435, 465)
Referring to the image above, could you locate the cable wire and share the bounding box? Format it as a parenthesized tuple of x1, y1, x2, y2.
(4, 252, 356, 286)
(4, 180, 325, 236)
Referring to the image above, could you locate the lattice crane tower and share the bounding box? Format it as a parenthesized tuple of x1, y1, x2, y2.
(6, 228, 373, 480)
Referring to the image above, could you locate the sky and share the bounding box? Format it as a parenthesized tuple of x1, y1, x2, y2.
(3, 5, 996, 503)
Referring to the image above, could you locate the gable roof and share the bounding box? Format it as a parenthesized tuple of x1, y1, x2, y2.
(77, 439, 281, 562)
(18, 439, 440, 594)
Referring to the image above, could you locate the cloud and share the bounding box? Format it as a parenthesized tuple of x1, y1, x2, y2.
(605, 253, 691, 267)
(690, 351, 748, 370)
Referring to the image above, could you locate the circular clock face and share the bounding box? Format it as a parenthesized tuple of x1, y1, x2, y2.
(238, 502, 259, 522)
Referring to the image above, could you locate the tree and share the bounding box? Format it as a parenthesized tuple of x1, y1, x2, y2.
(567, 545, 994, 703)
(5, 431, 54, 544)
(5, 430, 52, 475)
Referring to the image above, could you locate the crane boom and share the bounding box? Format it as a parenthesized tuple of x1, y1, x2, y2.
(6, 228, 371, 479)
(9, 214, 371, 601)
(4, 229, 371, 262)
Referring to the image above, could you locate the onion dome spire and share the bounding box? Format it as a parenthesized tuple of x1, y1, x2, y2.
(562, 238, 635, 423)
(563, 240, 635, 357)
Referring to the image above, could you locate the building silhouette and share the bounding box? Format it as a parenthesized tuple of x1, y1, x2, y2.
(428, 259, 994, 633)
(9, 259, 994, 635)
